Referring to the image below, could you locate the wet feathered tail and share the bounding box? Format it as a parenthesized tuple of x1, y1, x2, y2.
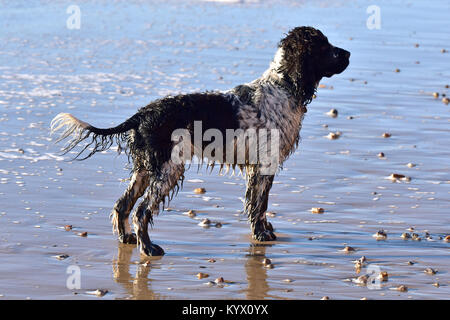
(50, 113, 140, 160)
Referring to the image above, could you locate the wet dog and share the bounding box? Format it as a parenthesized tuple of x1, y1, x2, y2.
(51, 26, 350, 256)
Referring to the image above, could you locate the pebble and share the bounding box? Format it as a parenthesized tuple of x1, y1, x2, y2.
(424, 268, 437, 275)
(432, 92, 439, 98)
(353, 275, 368, 285)
(378, 152, 385, 158)
(326, 109, 338, 118)
(194, 188, 206, 194)
(442, 97, 450, 105)
(311, 207, 324, 214)
(433, 282, 440, 288)
(78, 232, 88, 237)
(86, 289, 108, 297)
(389, 173, 411, 182)
(198, 218, 211, 227)
(373, 230, 387, 240)
(401, 232, 411, 239)
(215, 222, 222, 228)
(395, 68, 400, 73)
(407, 163, 415, 168)
(283, 278, 293, 283)
(187, 210, 196, 218)
(378, 271, 389, 282)
(412, 233, 421, 241)
(214, 277, 224, 284)
(197, 272, 209, 279)
(382, 132, 391, 138)
(391, 285, 408, 292)
(341, 246, 355, 253)
(262, 258, 272, 266)
(64, 225, 72, 231)
(207, 258, 216, 263)
(53, 254, 69, 260)
(321, 296, 330, 300)
(326, 132, 341, 140)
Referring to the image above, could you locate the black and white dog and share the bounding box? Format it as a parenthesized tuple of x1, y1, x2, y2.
(51, 26, 350, 256)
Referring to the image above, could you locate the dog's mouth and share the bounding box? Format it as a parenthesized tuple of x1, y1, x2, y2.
(323, 58, 350, 78)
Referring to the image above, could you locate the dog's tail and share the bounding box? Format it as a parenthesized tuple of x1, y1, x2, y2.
(50, 112, 140, 160)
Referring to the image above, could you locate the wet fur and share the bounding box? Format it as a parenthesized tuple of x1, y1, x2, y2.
(51, 27, 350, 256)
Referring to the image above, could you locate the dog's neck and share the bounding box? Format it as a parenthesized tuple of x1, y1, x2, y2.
(261, 47, 285, 83)
(261, 47, 318, 108)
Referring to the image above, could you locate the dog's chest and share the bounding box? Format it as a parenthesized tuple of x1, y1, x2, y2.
(229, 82, 304, 161)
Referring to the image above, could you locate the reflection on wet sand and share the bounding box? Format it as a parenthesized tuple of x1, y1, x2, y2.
(244, 244, 270, 299)
(112, 244, 162, 299)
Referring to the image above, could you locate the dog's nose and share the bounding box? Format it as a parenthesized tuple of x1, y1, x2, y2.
(344, 50, 350, 59)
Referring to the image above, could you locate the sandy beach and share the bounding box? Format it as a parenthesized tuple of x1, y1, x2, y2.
(0, 0, 449, 300)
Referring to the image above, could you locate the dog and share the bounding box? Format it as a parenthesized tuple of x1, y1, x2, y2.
(51, 26, 350, 256)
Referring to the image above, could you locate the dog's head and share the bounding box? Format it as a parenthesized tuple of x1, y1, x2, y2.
(277, 26, 350, 105)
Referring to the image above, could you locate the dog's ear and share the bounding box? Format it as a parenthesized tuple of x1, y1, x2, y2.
(278, 27, 324, 106)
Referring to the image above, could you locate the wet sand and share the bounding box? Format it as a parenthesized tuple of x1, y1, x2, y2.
(0, 0, 449, 299)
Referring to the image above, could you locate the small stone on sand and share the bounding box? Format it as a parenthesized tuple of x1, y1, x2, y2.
(326, 132, 340, 140)
(215, 277, 224, 284)
(194, 188, 206, 194)
(198, 218, 211, 227)
(326, 109, 338, 118)
(424, 268, 437, 275)
(341, 246, 355, 253)
(311, 207, 324, 214)
(197, 272, 209, 279)
(373, 230, 387, 240)
(187, 210, 196, 217)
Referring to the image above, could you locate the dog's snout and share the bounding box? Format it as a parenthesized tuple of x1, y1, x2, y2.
(334, 47, 350, 59)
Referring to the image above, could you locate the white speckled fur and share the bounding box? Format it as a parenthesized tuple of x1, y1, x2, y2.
(225, 47, 305, 165)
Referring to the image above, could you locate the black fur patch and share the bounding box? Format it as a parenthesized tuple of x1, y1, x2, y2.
(130, 92, 240, 173)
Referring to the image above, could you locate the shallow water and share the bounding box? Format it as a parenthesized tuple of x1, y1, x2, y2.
(0, 0, 449, 300)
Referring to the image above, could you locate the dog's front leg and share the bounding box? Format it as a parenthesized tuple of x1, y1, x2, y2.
(244, 168, 276, 241)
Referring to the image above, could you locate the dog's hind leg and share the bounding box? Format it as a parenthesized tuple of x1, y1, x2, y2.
(245, 166, 276, 241)
(132, 161, 185, 256)
(111, 169, 149, 244)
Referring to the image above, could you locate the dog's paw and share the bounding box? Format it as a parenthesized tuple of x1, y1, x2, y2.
(119, 233, 137, 244)
(140, 243, 165, 257)
(253, 230, 277, 242)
